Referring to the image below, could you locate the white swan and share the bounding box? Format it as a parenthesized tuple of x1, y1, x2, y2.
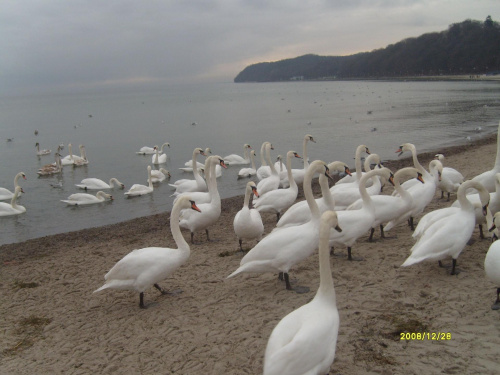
(61, 144, 87, 166)
(347, 167, 424, 241)
(256, 141, 272, 180)
(181, 147, 212, 169)
(0, 172, 26, 201)
(72, 145, 89, 166)
(233, 181, 264, 251)
(61, 143, 76, 165)
(280, 134, 316, 188)
(275, 161, 351, 229)
(434, 153, 464, 200)
(471, 121, 500, 192)
(485, 212, 500, 310)
(223, 143, 252, 165)
(256, 142, 280, 196)
(93, 196, 201, 308)
(0, 186, 26, 216)
(61, 191, 113, 205)
(35, 142, 51, 156)
(76, 177, 125, 190)
(329, 168, 394, 261)
(125, 166, 154, 197)
(136, 145, 157, 155)
(333, 153, 381, 190)
(237, 150, 258, 178)
(401, 180, 489, 275)
(37, 153, 62, 175)
(332, 144, 371, 187)
(254, 151, 302, 222)
(169, 148, 207, 195)
(263, 211, 340, 375)
(149, 168, 170, 183)
(151, 143, 170, 164)
(227, 160, 335, 292)
(179, 156, 226, 243)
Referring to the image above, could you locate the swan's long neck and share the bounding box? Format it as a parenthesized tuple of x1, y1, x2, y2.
(260, 143, 267, 166)
(359, 169, 381, 212)
(303, 138, 309, 169)
(109, 178, 116, 187)
(304, 162, 323, 219)
(192, 151, 204, 184)
(243, 185, 252, 208)
(154, 148, 159, 164)
(170, 203, 190, 252)
(243, 145, 249, 161)
(10, 189, 21, 209)
(286, 153, 297, 189)
(458, 180, 486, 212)
(495, 121, 500, 167)
(68, 144, 73, 159)
(147, 168, 153, 189)
(394, 169, 413, 201)
(316, 218, 336, 299)
(14, 173, 23, 187)
(207, 160, 218, 199)
(266, 145, 278, 176)
(354, 145, 364, 182)
(409, 145, 430, 179)
(319, 173, 335, 207)
(250, 152, 256, 170)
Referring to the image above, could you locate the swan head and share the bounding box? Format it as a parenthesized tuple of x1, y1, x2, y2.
(160, 168, 171, 178)
(204, 147, 212, 155)
(244, 144, 252, 149)
(176, 196, 202, 212)
(264, 142, 274, 151)
(15, 186, 24, 195)
(248, 181, 259, 198)
(323, 164, 335, 181)
(320, 210, 342, 234)
(194, 147, 206, 156)
(434, 153, 445, 161)
(416, 172, 425, 184)
(218, 158, 228, 169)
(305, 134, 316, 143)
(396, 143, 415, 156)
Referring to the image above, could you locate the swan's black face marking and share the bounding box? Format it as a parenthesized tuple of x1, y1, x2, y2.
(365, 147, 371, 155)
(190, 200, 202, 212)
(388, 173, 395, 186)
(251, 185, 259, 198)
(483, 200, 490, 216)
(417, 172, 425, 184)
(334, 224, 342, 233)
(219, 159, 228, 169)
(324, 166, 334, 181)
(309, 136, 316, 143)
(293, 152, 301, 159)
(397, 146, 404, 156)
(344, 166, 352, 176)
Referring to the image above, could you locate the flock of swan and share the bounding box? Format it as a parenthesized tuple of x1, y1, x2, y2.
(3, 126, 500, 373)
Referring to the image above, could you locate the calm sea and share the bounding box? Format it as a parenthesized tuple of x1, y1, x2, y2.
(1, 80, 499, 245)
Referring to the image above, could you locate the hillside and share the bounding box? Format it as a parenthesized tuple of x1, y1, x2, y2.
(234, 17, 500, 82)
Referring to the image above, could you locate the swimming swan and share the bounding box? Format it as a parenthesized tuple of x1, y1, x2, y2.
(237, 150, 258, 178)
(61, 191, 113, 205)
(35, 142, 51, 156)
(223, 143, 252, 165)
(125, 166, 154, 197)
(0, 172, 26, 201)
(76, 177, 125, 190)
(93, 196, 201, 308)
(263, 211, 341, 375)
(0, 186, 26, 216)
(169, 148, 207, 195)
(151, 143, 170, 164)
(37, 153, 62, 176)
(149, 168, 171, 183)
(233, 181, 264, 251)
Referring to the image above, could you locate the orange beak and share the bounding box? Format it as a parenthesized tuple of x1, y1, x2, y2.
(190, 201, 202, 212)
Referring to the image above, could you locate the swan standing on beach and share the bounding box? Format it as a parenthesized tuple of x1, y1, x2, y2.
(94, 196, 201, 308)
(223, 143, 252, 165)
(471, 121, 500, 192)
(125, 166, 154, 197)
(254, 151, 302, 222)
(151, 143, 170, 164)
(333, 144, 371, 187)
(485, 212, 500, 310)
(233, 181, 264, 251)
(434, 153, 464, 200)
(256, 142, 280, 196)
(35, 142, 51, 156)
(401, 180, 489, 275)
(263, 211, 341, 375)
(61, 191, 113, 205)
(280, 134, 316, 188)
(0, 186, 26, 216)
(76, 177, 125, 190)
(149, 168, 170, 183)
(0, 172, 26, 201)
(169, 148, 207, 195)
(227, 161, 335, 292)
(238, 150, 258, 178)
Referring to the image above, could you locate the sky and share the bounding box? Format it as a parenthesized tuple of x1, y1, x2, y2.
(1, 0, 498, 95)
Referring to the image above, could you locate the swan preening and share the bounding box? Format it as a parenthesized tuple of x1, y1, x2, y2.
(76, 177, 125, 190)
(233, 181, 264, 251)
(94, 196, 201, 308)
(485, 212, 500, 310)
(61, 191, 113, 205)
(0, 186, 26, 216)
(263, 211, 340, 375)
(0, 172, 26, 201)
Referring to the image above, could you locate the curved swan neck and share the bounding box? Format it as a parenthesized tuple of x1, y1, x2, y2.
(170, 202, 190, 251)
(359, 169, 386, 210)
(286, 152, 297, 189)
(458, 180, 486, 211)
(304, 162, 325, 219)
(266, 144, 278, 175)
(319, 173, 335, 206)
(191, 149, 204, 183)
(243, 145, 249, 161)
(14, 173, 24, 187)
(317, 216, 336, 298)
(407, 144, 429, 179)
(394, 168, 414, 200)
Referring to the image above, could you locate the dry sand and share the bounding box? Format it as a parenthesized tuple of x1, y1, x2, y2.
(1, 135, 499, 375)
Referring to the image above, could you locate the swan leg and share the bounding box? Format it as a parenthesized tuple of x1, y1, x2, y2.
(278, 272, 284, 281)
(347, 247, 364, 261)
(284, 273, 292, 290)
(368, 228, 375, 242)
(450, 259, 460, 275)
(492, 288, 500, 310)
(479, 224, 485, 239)
(206, 229, 210, 241)
(380, 224, 385, 238)
(154, 283, 167, 294)
(238, 239, 243, 252)
(190, 232, 195, 244)
(139, 292, 146, 309)
(408, 217, 415, 231)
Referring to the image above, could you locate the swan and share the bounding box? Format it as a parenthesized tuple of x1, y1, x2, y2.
(0, 186, 26, 216)
(61, 143, 76, 165)
(347, 167, 424, 241)
(384, 144, 441, 231)
(275, 161, 352, 229)
(434, 153, 464, 200)
(136, 145, 157, 155)
(401, 180, 489, 275)
(280, 134, 316, 188)
(237, 150, 258, 179)
(256, 141, 272, 180)
(35, 142, 51, 156)
(72, 145, 89, 166)
(179, 148, 223, 178)
(263, 211, 341, 375)
(485, 212, 500, 310)
(169, 148, 207, 195)
(233, 181, 264, 251)
(76, 177, 125, 190)
(223, 143, 252, 165)
(125, 166, 154, 197)
(256, 142, 280, 196)
(37, 153, 62, 176)
(332, 144, 371, 187)
(227, 160, 335, 292)
(149, 168, 170, 183)
(61, 144, 86, 166)
(151, 143, 170, 164)
(179, 156, 227, 243)
(61, 191, 113, 205)
(254, 151, 302, 222)
(471, 121, 500, 192)
(0, 172, 26, 201)
(333, 153, 381, 190)
(329, 168, 394, 261)
(94, 196, 201, 308)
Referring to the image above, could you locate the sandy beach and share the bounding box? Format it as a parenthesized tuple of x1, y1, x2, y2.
(1, 135, 499, 375)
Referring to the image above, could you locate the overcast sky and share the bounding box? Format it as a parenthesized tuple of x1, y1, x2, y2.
(1, 1, 497, 95)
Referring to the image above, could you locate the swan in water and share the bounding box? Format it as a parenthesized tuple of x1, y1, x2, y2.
(61, 191, 113, 205)
(263, 210, 341, 375)
(485, 212, 500, 310)
(233, 181, 264, 251)
(280, 134, 316, 188)
(179, 156, 227, 243)
(61, 144, 87, 166)
(169, 148, 207, 195)
(94, 196, 201, 308)
(0, 186, 26, 216)
(227, 160, 335, 292)
(61, 143, 77, 165)
(223, 143, 252, 165)
(256, 142, 280, 196)
(237, 150, 258, 178)
(149, 168, 170, 183)
(401, 180, 489, 275)
(125, 166, 154, 197)
(254, 151, 302, 222)
(434, 153, 464, 200)
(37, 153, 62, 176)
(179, 148, 223, 177)
(76, 177, 125, 190)
(35, 142, 51, 156)
(136, 142, 167, 155)
(151, 143, 170, 164)
(275, 161, 351, 229)
(471, 121, 500, 192)
(256, 141, 272, 180)
(0, 172, 26, 201)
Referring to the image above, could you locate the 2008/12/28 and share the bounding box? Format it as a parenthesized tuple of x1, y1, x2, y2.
(400, 332, 452, 341)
